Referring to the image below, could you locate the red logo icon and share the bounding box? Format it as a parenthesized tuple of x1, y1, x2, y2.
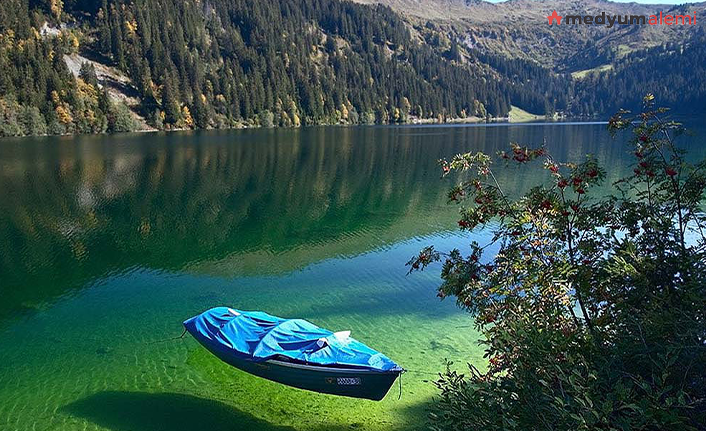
(547, 10, 563, 25)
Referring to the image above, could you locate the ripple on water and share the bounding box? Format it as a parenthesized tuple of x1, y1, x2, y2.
(0, 237, 482, 431)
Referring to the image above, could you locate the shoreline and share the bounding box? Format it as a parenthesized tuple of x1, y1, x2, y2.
(0, 116, 614, 141)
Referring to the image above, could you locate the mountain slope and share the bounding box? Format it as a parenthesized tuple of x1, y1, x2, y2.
(354, 0, 706, 71)
(352, 0, 706, 115)
(4, 0, 558, 136)
(1, 0, 704, 137)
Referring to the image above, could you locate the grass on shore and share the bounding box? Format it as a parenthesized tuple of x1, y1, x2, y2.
(508, 105, 545, 123)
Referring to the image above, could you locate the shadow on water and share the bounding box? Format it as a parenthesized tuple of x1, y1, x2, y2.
(64, 390, 436, 431)
(63, 391, 356, 431)
(399, 396, 435, 430)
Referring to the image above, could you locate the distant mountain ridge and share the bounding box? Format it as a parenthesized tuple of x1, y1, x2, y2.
(353, 0, 706, 70)
(350, 0, 706, 116)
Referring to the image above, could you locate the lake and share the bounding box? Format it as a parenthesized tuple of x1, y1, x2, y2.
(1, 122, 704, 431)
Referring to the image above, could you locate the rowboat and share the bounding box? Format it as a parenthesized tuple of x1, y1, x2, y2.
(183, 307, 404, 401)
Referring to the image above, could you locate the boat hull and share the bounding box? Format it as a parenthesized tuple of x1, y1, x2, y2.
(207, 347, 401, 401)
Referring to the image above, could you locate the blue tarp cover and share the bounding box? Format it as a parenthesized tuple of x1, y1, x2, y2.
(184, 307, 400, 372)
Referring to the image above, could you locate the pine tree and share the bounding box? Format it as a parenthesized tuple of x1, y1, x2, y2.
(161, 75, 181, 125)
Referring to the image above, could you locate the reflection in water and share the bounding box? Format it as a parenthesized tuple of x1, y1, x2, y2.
(0, 124, 657, 322)
(0, 123, 704, 431)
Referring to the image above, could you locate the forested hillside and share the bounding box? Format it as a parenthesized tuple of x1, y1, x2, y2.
(359, 0, 706, 115)
(573, 35, 706, 115)
(0, 0, 704, 137)
(0, 0, 558, 136)
(85, 0, 520, 128)
(0, 0, 141, 136)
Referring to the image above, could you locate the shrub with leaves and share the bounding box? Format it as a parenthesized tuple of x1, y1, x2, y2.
(410, 95, 706, 431)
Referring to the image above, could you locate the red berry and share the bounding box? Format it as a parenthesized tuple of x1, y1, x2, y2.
(665, 167, 677, 176)
(576, 188, 585, 194)
(557, 179, 568, 189)
(639, 135, 648, 142)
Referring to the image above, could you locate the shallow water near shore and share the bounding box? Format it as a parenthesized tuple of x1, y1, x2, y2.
(0, 122, 704, 430)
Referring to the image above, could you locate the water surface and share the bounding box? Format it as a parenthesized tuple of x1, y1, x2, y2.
(0, 122, 703, 430)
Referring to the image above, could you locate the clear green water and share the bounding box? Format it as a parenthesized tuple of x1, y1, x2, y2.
(0, 123, 704, 431)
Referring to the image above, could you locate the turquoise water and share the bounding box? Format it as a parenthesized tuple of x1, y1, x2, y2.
(0, 123, 703, 430)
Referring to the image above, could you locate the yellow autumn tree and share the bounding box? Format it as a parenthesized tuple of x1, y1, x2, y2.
(401, 97, 411, 119)
(55, 105, 73, 125)
(125, 19, 138, 37)
(50, 0, 63, 20)
(59, 31, 79, 54)
(0, 30, 15, 49)
(280, 111, 291, 127)
(288, 100, 301, 127)
(50, 90, 61, 105)
(51, 90, 73, 126)
(181, 106, 194, 128)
